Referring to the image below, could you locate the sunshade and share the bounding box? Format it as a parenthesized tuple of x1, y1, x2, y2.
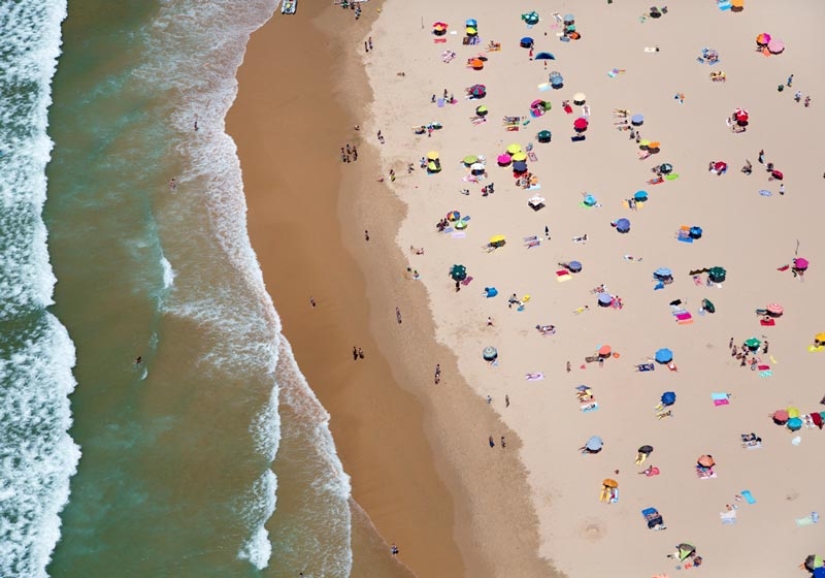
(446, 210, 460, 221)
(470, 162, 485, 172)
(482, 346, 498, 360)
(450, 264, 466, 281)
(771, 169, 784, 180)
(427, 150, 440, 160)
(638, 445, 654, 455)
(537, 130, 552, 142)
(512, 161, 528, 173)
(767, 39, 784, 54)
(469, 58, 484, 69)
(465, 19, 477, 28)
(631, 114, 644, 125)
(689, 226, 703, 238)
(572, 92, 587, 103)
(469, 84, 486, 97)
(432, 21, 448, 28)
(573, 117, 589, 130)
(616, 218, 630, 232)
(815, 333, 825, 342)
(744, 337, 761, 349)
(598, 345, 611, 356)
(788, 407, 800, 418)
(654, 348, 673, 363)
(475, 105, 488, 116)
(463, 155, 478, 165)
(659, 163, 673, 174)
(602, 478, 618, 488)
(661, 391, 676, 406)
(506, 143, 522, 154)
(466, 27, 478, 35)
(534, 52, 555, 60)
(787, 417, 803, 431)
(648, 141, 661, 150)
(794, 257, 809, 270)
(772, 409, 789, 423)
(701, 298, 715, 313)
(585, 436, 603, 451)
(735, 111, 749, 123)
(708, 266, 726, 282)
(497, 154, 512, 165)
(654, 267, 672, 278)
(522, 11, 540, 24)
(766, 303, 784, 316)
(567, 260, 582, 272)
(427, 161, 440, 172)
(639, 139, 651, 147)
(511, 152, 528, 162)
(520, 37, 534, 48)
(697, 455, 715, 468)
(597, 292, 612, 306)
(489, 235, 506, 245)
(583, 194, 597, 206)
(678, 544, 696, 561)
(714, 161, 727, 171)
(756, 33, 770, 45)
(806, 555, 824, 570)
(634, 190, 648, 201)
(563, 14, 575, 23)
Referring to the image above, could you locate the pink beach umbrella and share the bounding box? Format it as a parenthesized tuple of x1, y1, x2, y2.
(765, 303, 784, 316)
(497, 153, 512, 166)
(794, 257, 809, 271)
(767, 39, 784, 54)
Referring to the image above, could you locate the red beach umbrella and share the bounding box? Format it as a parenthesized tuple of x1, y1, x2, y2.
(772, 409, 789, 424)
(573, 117, 589, 132)
(714, 161, 727, 172)
(735, 111, 749, 123)
(770, 169, 783, 180)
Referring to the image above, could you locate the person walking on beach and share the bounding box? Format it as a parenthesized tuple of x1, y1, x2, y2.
(358, 347, 365, 360)
(729, 337, 734, 349)
(389, 169, 396, 182)
(787, 74, 794, 87)
(804, 95, 811, 107)
(310, 296, 316, 308)
(364, 230, 370, 241)
(501, 436, 506, 449)
(364, 41, 369, 52)
(505, 394, 510, 408)
(758, 149, 765, 164)
(488, 435, 495, 448)
(395, 306, 402, 324)
(566, 360, 571, 373)
(434, 363, 441, 384)
(779, 183, 785, 195)
(377, 130, 384, 144)
(368, 37, 373, 51)
(762, 340, 769, 354)
(352, 145, 358, 161)
(168, 177, 177, 191)
(486, 316, 493, 326)
(353, 346, 358, 361)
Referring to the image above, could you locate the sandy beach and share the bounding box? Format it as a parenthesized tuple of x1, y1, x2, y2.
(232, 0, 825, 576)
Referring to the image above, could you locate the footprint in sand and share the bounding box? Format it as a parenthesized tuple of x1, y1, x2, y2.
(579, 519, 606, 542)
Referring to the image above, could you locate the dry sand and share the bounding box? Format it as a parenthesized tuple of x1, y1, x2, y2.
(365, 0, 825, 576)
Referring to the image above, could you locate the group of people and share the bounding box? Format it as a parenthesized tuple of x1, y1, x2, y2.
(729, 336, 768, 370)
(340, 143, 359, 163)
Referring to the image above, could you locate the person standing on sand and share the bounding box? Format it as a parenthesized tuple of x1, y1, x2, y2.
(787, 74, 794, 87)
(505, 394, 510, 407)
(364, 230, 369, 241)
(763, 340, 769, 354)
(358, 347, 365, 359)
(395, 306, 402, 324)
(566, 360, 571, 373)
(434, 363, 441, 384)
(501, 436, 506, 448)
(758, 149, 765, 164)
(489, 436, 495, 448)
(353, 346, 358, 361)
(779, 183, 785, 195)
(729, 337, 734, 349)
(310, 296, 316, 308)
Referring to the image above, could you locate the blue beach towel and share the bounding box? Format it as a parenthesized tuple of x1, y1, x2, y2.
(741, 490, 756, 504)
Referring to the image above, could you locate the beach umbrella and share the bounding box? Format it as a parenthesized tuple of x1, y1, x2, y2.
(497, 154, 512, 166)
(639, 139, 651, 148)
(598, 344, 612, 357)
(788, 407, 800, 418)
(770, 169, 784, 180)
(567, 260, 582, 273)
(735, 110, 749, 124)
(489, 235, 506, 247)
(766, 303, 784, 317)
(484, 287, 498, 298)
(482, 346, 498, 361)
(511, 152, 528, 162)
(634, 190, 649, 202)
(469, 58, 484, 70)
(713, 161, 728, 173)
(654, 267, 672, 279)
(756, 33, 770, 46)
(463, 155, 478, 165)
(470, 163, 486, 176)
(432, 21, 448, 28)
(522, 11, 540, 25)
(446, 210, 460, 221)
(454, 220, 467, 230)
(537, 130, 552, 143)
(697, 455, 715, 468)
(531, 99, 552, 111)
(661, 391, 676, 406)
(583, 194, 597, 206)
(427, 161, 441, 173)
(465, 18, 477, 28)
(585, 436, 603, 451)
(466, 27, 478, 37)
(475, 105, 488, 116)
(450, 264, 467, 281)
(794, 257, 809, 270)
(638, 445, 654, 455)
(520, 37, 534, 48)
(563, 13, 575, 24)
(427, 150, 440, 160)
(701, 298, 715, 313)
(744, 337, 761, 351)
(512, 161, 528, 173)
(602, 478, 618, 488)
(772, 409, 789, 424)
(677, 544, 697, 561)
(534, 52, 555, 60)
(572, 92, 587, 105)
(549, 73, 564, 88)
(506, 143, 522, 155)
(815, 332, 825, 344)
(806, 555, 825, 571)
(689, 226, 703, 239)
(615, 218, 630, 233)
(469, 84, 486, 98)
(708, 266, 726, 283)
(573, 117, 589, 132)
(767, 39, 784, 54)
(648, 141, 661, 152)
(787, 417, 803, 431)
(659, 163, 673, 174)
(631, 114, 644, 126)
(597, 292, 613, 306)
(654, 348, 673, 364)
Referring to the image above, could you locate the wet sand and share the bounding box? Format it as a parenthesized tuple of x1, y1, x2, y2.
(228, 2, 551, 577)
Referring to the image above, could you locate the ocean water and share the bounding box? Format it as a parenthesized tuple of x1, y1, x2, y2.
(9, 0, 373, 576)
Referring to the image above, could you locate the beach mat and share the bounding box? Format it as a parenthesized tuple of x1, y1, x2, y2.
(741, 490, 756, 504)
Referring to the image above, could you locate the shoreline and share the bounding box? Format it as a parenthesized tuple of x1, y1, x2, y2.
(228, 2, 551, 576)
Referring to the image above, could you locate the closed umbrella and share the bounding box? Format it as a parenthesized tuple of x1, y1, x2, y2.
(765, 303, 784, 316)
(697, 455, 715, 468)
(585, 436, 603, 451)
(597, 292, 613, 306)
(572, 92, 587, 104)
(660, 391, 676, 406)
(654, 348, 673, 363)
(506, 143, 522, 155)
(482, 346, 498, 361)
(615, 218, 630, 233)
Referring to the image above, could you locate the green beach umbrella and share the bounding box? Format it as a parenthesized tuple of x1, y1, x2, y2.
(701, 298, 715, 314)
(744, 337, 761, 350)
(450, 264, 467, 281)
(463, 155, 479, 165)
(708, 266, 727, 283)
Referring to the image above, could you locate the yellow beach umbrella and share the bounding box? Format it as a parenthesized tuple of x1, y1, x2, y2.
(639, 139, 651, 148)
(506, 143, 522, 155)
(426, 150, 440, 160)
(816, 332, 825, 343)
(511, 152, 528, 162)
(489, 235, 506, 246)
(787, 407, 800, 418)
(466, 26, 477, 36)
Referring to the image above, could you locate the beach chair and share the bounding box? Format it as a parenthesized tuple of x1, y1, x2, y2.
(636, 363, 655, 372)
(642, 507, 666, 530)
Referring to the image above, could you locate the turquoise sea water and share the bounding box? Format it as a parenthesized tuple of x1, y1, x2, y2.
(1, 1, 370, 576)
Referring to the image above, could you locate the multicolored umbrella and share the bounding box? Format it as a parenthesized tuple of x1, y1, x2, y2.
(756, 33, 771, 45)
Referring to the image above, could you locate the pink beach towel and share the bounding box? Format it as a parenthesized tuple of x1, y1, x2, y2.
(675, 312, 692, 321)
(713, 399, 730, 407)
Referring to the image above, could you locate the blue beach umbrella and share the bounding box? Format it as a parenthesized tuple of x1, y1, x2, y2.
(563, 13, 575, 23)
(535, 52, 555, 60)
(655, 348, 673, 364)
(568, 260, 583, 273)
(634, 190, 648, 202)
(583, 194, 597, 206)
(661, 391, 677, 406)
(512, 161, 528, 173)
(585, 435, 603, 451)
(689, 226, 703, 239)
(631, 114, 644, 126)
(466, 18, 478, 28)
(654, 267, 672, 279)
(520, 37, 535, 48)
(597, 292, 613, 306)
(616, 218, 630, 233)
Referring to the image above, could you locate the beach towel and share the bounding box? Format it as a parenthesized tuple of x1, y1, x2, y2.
(675, 312, 692, 321)
(741, 490, 756, 504)
(460, 276, 473, 286)
(795, 515, 818, 527)
(644, 47, 658, 53)
(581, 402, 599, 413)
(434, 38, 447, 44)
(697, 468, 717, 479)
(528, 152, 538, 162)
(759, 370, 773, 378)
(537, 82, 552, 92)
(720, 511, 737, 525)
(525, 373, 544, 381)
(760, 318, 776, 326)
(450, 232, 465, 238)
(713, 399, 730, 407)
